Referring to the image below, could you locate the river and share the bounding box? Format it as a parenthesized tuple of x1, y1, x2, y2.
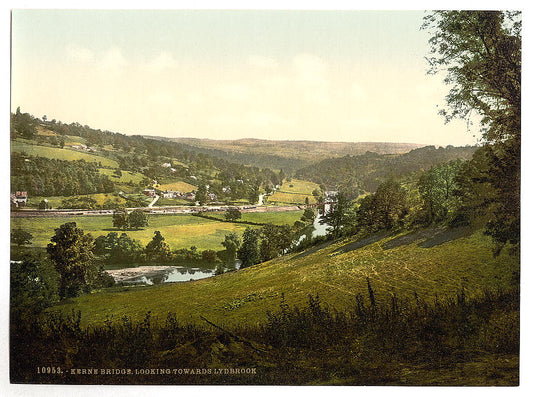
(107, 265, 215, 285)
(106, 205, 330, 286)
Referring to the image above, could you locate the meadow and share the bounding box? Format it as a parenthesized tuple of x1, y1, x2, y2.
(268, 179, 319, 205)
(26, 193, 127, 209)
(11, 210, 304, 251)
(11, 140, 119, 168)
(158, 181, 197, 192)
(98, 168, 146, 185)
(52, 228, 518, 328)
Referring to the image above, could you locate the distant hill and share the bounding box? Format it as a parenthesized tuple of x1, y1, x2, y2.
(145, 136, 426, 172)
(295, 145, 478, 195)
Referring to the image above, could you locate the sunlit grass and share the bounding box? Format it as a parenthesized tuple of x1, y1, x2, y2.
(52, 229, 519, 328)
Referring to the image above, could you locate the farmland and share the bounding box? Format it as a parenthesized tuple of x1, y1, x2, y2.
(11, 210, 305, 251)
(268, 179, 320, 205)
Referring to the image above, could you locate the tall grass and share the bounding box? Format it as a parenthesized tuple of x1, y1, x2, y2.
(11, 284, 519, 385)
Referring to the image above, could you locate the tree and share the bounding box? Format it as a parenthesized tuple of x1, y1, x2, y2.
(259, 224, 294, 262)
(418, 160, 463, 224)
(423, 11, 520, 143)
(225, 207, 242, 222)
(196, 184, 208, 205)
(201, 249, 218, 263)
(144, 231, 172, 263)
(38, 199, 50, 210)
(237, 228, 260, 268)
(109, 233, 144, 264)
(301, 208, 315, 223)
(423, 11, 521, 251)
(247, 187, 260, 205)
(10, 255, 59, 316)
(113, 208, 130, 230)
(129, 209, 149, 229)
(11, 228, 33, 247)
(46, 222, 100, 298)
(221, 232, 241, 266)
(320, 192, 355, 238)
(356, 181, 408, 232)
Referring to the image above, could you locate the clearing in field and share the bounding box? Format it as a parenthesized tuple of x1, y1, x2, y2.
(158, 181, 197, 192)
(98, 168, 146, 184)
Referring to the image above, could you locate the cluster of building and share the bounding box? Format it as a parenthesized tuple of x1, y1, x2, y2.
(10, 191, 28, 208)
(71, 144, 97, 152)
(142, 188, 220, 202)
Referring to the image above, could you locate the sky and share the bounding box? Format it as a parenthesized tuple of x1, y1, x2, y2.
(11, 9, 484, 146)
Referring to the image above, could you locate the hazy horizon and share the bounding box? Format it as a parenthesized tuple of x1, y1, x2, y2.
(11, 10, 481, 147)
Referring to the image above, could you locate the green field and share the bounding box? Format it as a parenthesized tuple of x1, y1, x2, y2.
(98, 168, 146, 184)
(269, 179, 319, 205)
(205, 210, 304, 225)
(11, 140, 119, 168)
(11, 210, 304, 251)
(158, 181, 197, 192)
(52, 227, 518, 327)
(26, 193, 127, 209)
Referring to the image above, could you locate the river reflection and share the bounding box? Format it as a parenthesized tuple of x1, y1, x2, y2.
(108, 266, 214, 285)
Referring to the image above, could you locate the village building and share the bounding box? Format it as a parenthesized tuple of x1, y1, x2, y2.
(142, 189, 156, 198)
(162, 191, 179, 199)
(11, 191, 28, 208)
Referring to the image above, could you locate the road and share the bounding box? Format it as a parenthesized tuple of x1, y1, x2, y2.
(10, 204, 304, 218)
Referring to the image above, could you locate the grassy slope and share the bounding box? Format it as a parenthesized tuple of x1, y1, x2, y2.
(158, 181, 197, 192)
(268, 179, 320, 205)
(11, 140, 119, 168)
(53, 228, 518, 328)
(11, 211, 304, 251)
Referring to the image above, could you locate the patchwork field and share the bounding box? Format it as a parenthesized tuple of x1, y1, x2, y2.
(268, 179, 320, 205)
(52, 228, 518, 328)
(11, 210, 304, 251)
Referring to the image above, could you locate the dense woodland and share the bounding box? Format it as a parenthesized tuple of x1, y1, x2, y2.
(295, 145, 477, 197)
(11, 152, 115, 197)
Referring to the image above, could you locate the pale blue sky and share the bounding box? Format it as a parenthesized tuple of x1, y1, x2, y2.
(11, 9, 478, 145)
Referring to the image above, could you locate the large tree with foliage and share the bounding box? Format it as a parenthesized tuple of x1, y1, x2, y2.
(221, 232, 241, 266)
(356, 180, 408, 232)
(11, 228, 33, 247)
(129, 209, 149, 229)
(10, 255, 59, 316)
(418, 160, 464, 224)
(46, 222, 104, 298)
(237, 228, 261, 268)
(320, 192, 356, 238)
(259, 224, 294, 262)
(144, 231, 172, 263)
(423, 11, 521, 251)
(113, 208, 130, 230)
